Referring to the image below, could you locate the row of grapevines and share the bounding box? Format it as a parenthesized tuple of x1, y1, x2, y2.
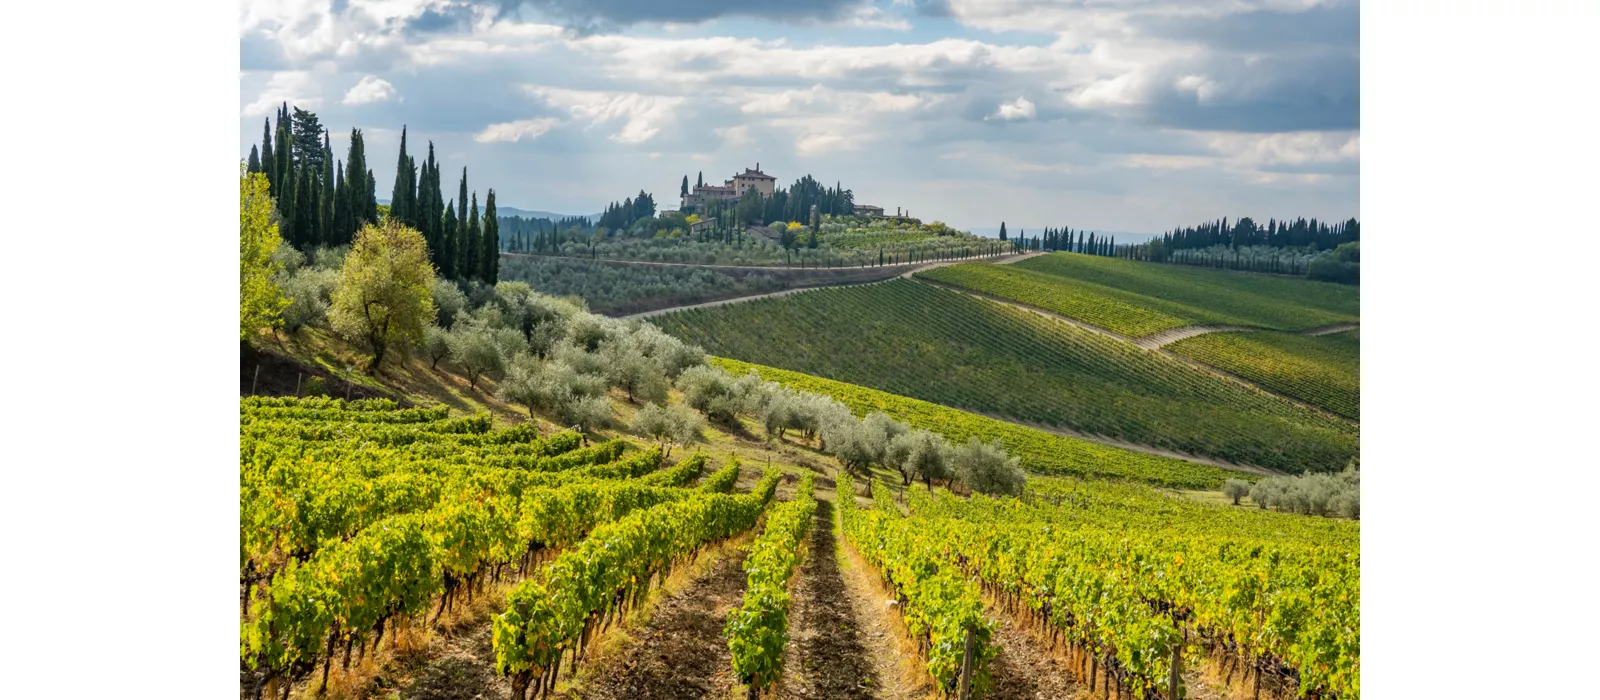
(241, 396, 401, 411)
(240, 414, 494, 445)
(698, 457, 744, 493)
(492, 467, 784, 699)
(912, 487, 1359, 698)
(241, 477, 696, 688)
(726, 472, 818, 691)
(713, 357, 1247, 488)
(241, 403, 452, 424)
(238, 438, 654, 577)
(836, 474, 995, 696)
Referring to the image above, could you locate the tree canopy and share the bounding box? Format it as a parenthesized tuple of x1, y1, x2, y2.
(329, 221, 436, 371)
(240, 168, 287, 338)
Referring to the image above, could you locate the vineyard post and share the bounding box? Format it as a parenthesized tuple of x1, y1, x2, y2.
(1167, 640, 1182, 700)
(251, 364, 260, 395)
(295, 373, 302, 397)
(957, 624, 976, 700)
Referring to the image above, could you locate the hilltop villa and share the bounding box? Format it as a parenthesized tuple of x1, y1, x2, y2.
(682, 164, 777, 210)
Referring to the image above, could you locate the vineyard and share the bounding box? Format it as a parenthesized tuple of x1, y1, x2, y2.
(654, 280, 1358, 473)
(1012, 253, 1359, 333)
(917, 263, 1206, 337)
(238, 395, 797, 700)
(713, 357, 1250, 489)
(905, 475, 1360, 699)
(1169, 329, 1361, 420)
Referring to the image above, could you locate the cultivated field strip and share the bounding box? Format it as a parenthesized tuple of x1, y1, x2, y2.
(1169, 329, 1360, 420)
(658, 279, 1357, 473)
(1012, 252, 1359, 332)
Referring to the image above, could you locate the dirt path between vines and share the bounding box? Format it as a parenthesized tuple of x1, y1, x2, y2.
(981, 600, 1083, 700)
(773, 499, 880, 700)
(558, 546, 752, 700)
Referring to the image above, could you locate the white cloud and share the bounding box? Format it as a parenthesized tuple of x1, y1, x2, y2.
(527, 86, 684, 144)
(796, 131, 858, 157)
(987, 96, 1037, 121)
(242, 71, 320, 116)
(714, 125, 752, 147)
(342, 75, 397, 105)
(473, 117, 563, 143)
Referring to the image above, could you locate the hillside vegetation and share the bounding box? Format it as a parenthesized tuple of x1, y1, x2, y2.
(1171, 328, 1360, 420)
(1010, 252, 1359, 332)
(714, 357, 1250, 489)
(655, 279, 1357, 473)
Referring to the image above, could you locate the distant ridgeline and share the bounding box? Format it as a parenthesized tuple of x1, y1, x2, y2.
(995, 216, 1360, 279)
(245, 103, 505, 287)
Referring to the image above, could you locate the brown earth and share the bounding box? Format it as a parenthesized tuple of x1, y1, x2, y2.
(772, 499, 879, 700)
(557, 545, 752, 700)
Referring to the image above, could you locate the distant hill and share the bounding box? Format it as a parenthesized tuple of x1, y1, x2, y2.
(375, 200, 596, 222)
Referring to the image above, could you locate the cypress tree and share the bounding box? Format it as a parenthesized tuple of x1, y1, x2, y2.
(366, 168, 378, 225)
(482, 189, 499, 284)
(246, 145, 260, 174)
(319, 135, 334, 248)
(456, 168, 470, 282)
(696, 171, 703, 188)
(441, 199, 458, 279)
(333, 160, 349, 246)
(466, 192, 482, 281)
(680, 175, 689, 199)
(291, 107, 325, 173)
(391, 127, 411, 227)
(260, 118, 276, 195)
(274, 106, 294, 231)
(999, 221, 1007, 241)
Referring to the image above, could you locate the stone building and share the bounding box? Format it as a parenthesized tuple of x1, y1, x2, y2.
(682, 164, 776, 210)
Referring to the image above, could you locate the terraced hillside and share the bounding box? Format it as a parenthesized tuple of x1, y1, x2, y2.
(1170, 328, 1361, 420)
(654, 279, 1358, 473)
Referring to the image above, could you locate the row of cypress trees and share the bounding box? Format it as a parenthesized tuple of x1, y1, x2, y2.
(997, 222, 1116, 256)
(247, 104, 377, 251)
(245, 105, 500, 285)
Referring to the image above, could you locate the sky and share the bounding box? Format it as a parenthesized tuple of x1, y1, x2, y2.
(238, 0, 1359, 234)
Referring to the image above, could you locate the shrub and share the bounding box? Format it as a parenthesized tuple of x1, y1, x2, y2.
(302, 376, 328, 397)
(279, 267, 338, 333)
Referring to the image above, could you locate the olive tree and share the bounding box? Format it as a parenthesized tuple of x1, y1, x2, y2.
(886, 429, 951, 488)
(420, 325, 452, 369)
(677, 366, 759, 423)
(279, 266, 338, 334)
(432, 279, 469, 329)
(329, 221, 435, 371)
(630, 403, 705, 458)
(949, 437, 1026, 496)
(446, 314, 526, 390)
(1222, 479, 1251, 506)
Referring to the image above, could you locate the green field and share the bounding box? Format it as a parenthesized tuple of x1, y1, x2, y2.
(713, 357, 1252, 489)
(1008, 252, 1359, 332)
(917, 262, 1204, 336)
(655, 279, 1357, 473)
(1170, 329, 1361, 420)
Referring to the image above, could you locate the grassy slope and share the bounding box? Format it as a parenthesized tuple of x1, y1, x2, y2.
(713, 357, 1252, 489)
(654, 279, 1357, 474)
(1012, 252, 1360, 331)
(1169, 328, 1360, 420)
